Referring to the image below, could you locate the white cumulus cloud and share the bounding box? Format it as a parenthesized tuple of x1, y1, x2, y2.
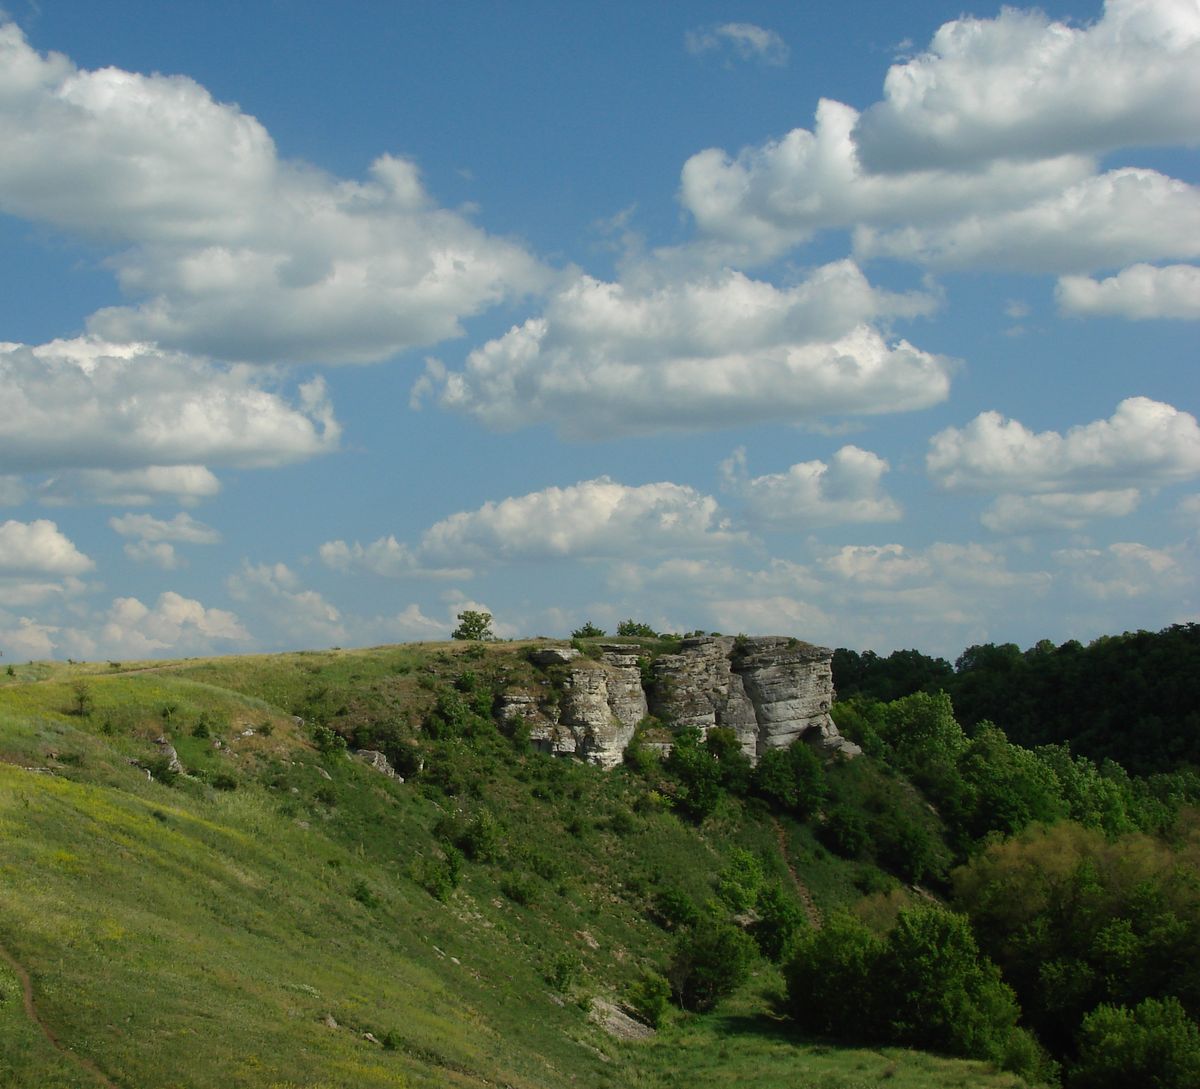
(679, 1, 1200, 275)
(720, 445, 901, 527)
(94, 591, 251, 657)
(226, 561, 347, 647)
(1057, 264, 1200, 319)
(0, 519, 93, 575)
(427, 262, 949, 437)
(0, 337, 339, 476)
(980, 490, 1143, 532)
(0, 23, 547, 364)
(110, 512, 221, 569)
(928, 397, 1200, 494)
(853, 0, 1200, 172)
(35, 466, 222, 507)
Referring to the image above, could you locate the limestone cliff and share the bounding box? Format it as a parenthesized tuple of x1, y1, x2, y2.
(652, 636, 858, 760)
(505, 635, 857, 768)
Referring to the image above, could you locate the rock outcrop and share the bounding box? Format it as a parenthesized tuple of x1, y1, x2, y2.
(514, 635, 857, 768)
(652, 636, 857, 760)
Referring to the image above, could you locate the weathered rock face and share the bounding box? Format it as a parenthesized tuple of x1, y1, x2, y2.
(516, 634, 856, 768)
(557, 647, 647, 769)
(505, 646, 648, 768)
(650, 636, 858, 760)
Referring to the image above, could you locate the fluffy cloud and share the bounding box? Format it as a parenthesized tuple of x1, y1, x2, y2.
(679, 2, 1200, 274)
(226, 562, 347, 647)
(685, 23, 789, 66)
(35, 466, 221, 507)
(1057, 264, 1200, 319)
(0, 338, 339, 476)
(856, 169, 1200, 273)
(110, 512, 221, 569)
(0, 615, 59, 659)
(853, 0, 1200, 172)
(326, 479, 745, 578)
(980, 490, 1142, 533)
(417, 478, 742, 566)
(0, 519, 93, 575)
(928, 398, 1200, 494)
(720, 445, 901, 527)
(94, 592, 250, 657)
(1053, 541, 1193, 601)
(680, 98, 1091, 261)
(317, 536, 469, 581)
(109, 512, 221, 545)
(427, 262, 949, 437)
(0, 23, 546, 364)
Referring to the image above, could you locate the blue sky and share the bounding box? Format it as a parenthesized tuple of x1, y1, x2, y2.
(0, 0, 1197, 661)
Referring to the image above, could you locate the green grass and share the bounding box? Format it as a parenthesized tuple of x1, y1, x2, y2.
(0, 644, 1043, 1088)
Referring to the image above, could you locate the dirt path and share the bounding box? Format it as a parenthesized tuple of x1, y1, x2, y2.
(0, 938, 118, 1088)
(772, 817, 822, 930)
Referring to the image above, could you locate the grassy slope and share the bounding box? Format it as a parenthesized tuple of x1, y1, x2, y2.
(0, 646, 1031, 1089)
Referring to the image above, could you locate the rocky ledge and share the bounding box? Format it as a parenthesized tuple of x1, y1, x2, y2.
(501, 636, 858, 769)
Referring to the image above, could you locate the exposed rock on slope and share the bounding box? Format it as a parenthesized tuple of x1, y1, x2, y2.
(653, 636, 858, 760)
(506, 636, 857, 768)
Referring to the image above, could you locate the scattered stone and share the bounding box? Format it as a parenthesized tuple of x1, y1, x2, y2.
(530, 646, 581, 666)
(362, 1031, 380, 1045)
(588, 998, 655, 1041)
(240, 728, 256, 738)
(354, 749, 402, 781)
(314, 766, 332, 781)
(576, 930, 600, 950)
(322, 1014, 338, 1029)
(155, 738, 184, 774)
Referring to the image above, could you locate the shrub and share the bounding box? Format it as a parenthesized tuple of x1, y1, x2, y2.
(500, 874, 535, 906)
(617, 619, 658, 638)
(751, 883, 807, 962)
(1069, 997, 1200, 1089)
(571, 622, 606, 638)
(627, 971, 671, 1027)
(544, 950, 581, 991)
(716, 849, 764, 913)
(752, 742, 827, 817)
(652, 888, 701, 932)
(668, 916, 758, 1012)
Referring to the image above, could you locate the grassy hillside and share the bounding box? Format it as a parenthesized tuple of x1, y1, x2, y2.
(0, 643, 1035, 1088)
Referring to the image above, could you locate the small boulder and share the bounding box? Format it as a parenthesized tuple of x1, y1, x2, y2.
(530, 646, 581, 666)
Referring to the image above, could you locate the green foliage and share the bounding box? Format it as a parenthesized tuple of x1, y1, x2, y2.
(752, 741, 827, 818)
(544, 950, 581, 991)
(570, 621, 606, 638)
(311, 722, 347, 754)
(668, 914, 758, 1012)
(785, 906, 1045, 1080)
(953, 819, 1200, 1059)
(147, 754, 179, 785)
(785, 912, 885, 1039)
(1069, 997, 1200, 1089)
(653, 887, 701, 932)
(665, 726, 724, 822)
(716, 849, 764, 912)
(626, 970, 671, 1028)
(452, 609, 494, 641)
(616, 619, 659, 638)
(833, 647, 953, 703)
(71, 681, 93, 717)
(750, 882, 807, 962)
